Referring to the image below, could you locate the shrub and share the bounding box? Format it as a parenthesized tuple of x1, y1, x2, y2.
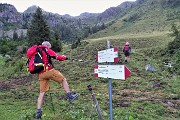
(167, 23, 180, 54)
(167, 35, 180, 54)
(173, 50, 180, 75)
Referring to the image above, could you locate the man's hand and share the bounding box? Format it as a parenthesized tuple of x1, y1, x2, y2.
(62, 55, 69, 60)
(57, 55, 69, 61)
(60, 55, 66, 60)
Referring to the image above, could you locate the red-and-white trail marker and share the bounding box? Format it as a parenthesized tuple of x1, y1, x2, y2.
(94, 65, 131, 80)
(96, 47, 118, 63)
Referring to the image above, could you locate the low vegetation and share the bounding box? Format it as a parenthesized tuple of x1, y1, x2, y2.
(0, 30, 180, 120)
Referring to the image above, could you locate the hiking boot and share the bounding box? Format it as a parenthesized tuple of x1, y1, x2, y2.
(35, 109, 42, 119)
(66, 92, 79, 102)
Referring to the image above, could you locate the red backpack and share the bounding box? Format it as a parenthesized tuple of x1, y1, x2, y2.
(124, 45, 129, 52)
(26, 45, 45, 74)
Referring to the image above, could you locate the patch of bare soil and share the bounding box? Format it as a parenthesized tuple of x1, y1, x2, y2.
(0, 74, 37, 91)
(113, 89, 180, 113)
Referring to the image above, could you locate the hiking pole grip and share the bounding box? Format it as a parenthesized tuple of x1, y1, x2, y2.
(87, 84, 92, 91)
(87, 84, 93, 95)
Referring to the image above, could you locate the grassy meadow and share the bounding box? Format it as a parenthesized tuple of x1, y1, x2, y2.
(0, 31, 180, 120)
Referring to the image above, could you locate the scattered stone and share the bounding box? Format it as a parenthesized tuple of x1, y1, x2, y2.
(167, 101, 174, 107)
(117, 102, 130, 107)
(163, 62, 173, 68)
(78, 59, 84, 62)
(145, 64, 156, 71)
(5, 54, 11, 59)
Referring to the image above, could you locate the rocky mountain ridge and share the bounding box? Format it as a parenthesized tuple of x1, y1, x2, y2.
(0, 0, 179, 41)
(0, 1, 138, 40)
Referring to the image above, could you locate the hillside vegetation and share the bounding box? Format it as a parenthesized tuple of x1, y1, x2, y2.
(0, 0, 180, 42)
(0, 31, 180, 120)
(88, 0, 180, 39)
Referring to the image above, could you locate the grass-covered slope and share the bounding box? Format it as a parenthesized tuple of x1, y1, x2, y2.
(0, 32, 180, 120)
(88, 0, 180, 39)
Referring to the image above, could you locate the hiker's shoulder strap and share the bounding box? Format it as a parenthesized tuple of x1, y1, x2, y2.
(42, 48, 54, 67)
(42, 48, 49, 56)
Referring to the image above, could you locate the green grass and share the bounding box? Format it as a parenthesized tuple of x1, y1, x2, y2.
(0, 31, 180, 120)
(88, 0, 180, 39)
(0, 56, 27, 80)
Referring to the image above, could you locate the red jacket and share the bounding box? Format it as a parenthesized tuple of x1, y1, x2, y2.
(38, 45, 67, 74)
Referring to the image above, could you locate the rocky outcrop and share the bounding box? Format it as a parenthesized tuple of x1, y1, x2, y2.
(1, 29, 27, 39)
(0, 3, 100, 40)
(0, 0, 178, 40)
(97, 1, 135, 22)
(0, 3, 23, 27)
(117, 1, 135, 9)
(23, 5, 38, 14)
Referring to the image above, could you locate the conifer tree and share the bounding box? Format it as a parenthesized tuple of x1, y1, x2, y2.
(27, 7, 50, 46)
(168, 23, 180, 54)
(13, 30, 18, 40)
(51, 31, 62, 52)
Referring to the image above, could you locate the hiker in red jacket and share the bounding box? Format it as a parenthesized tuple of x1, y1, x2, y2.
(122, 42, 131, 63)
(34, 41, 79, 119)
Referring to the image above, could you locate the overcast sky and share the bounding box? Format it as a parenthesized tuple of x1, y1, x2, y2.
(1, 0, 136, 16)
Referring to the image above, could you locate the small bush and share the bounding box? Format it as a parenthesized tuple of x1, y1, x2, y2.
(167, 35, 180, 54)
(173, 50, 180, 75)
(167, 23, 180, 54)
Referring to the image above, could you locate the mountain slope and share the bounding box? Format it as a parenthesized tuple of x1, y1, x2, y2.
(88, 0, 180, 39)
(0, 0, 179, 42)
(0, 0, 180, 119)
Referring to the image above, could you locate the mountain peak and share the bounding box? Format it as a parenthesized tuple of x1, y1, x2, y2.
(23, 5, 38, 13)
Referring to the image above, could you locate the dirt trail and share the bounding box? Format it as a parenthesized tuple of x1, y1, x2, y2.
(0, 75, 37, 91)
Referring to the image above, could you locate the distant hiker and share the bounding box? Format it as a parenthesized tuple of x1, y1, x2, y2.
(122, 42, 131, 63)
(26, 41, 79, 119)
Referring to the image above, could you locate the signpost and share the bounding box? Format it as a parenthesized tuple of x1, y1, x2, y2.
(107, 40, 113, 120)
(96, 47, 119, 63)
(94, 40, 131, 120)
(94, 65, 131, 80)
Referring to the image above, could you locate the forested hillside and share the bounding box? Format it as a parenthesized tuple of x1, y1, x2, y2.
(0, 0, 179, 41)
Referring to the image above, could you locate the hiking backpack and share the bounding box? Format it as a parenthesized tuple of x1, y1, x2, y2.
(26, 45, 45, 74)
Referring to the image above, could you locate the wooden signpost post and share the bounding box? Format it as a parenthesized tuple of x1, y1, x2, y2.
(94, 40, 131, 120)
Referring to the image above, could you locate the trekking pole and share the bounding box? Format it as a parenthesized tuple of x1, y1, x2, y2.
(87, 84, 104, 120)
(50, 93, 55, 115)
